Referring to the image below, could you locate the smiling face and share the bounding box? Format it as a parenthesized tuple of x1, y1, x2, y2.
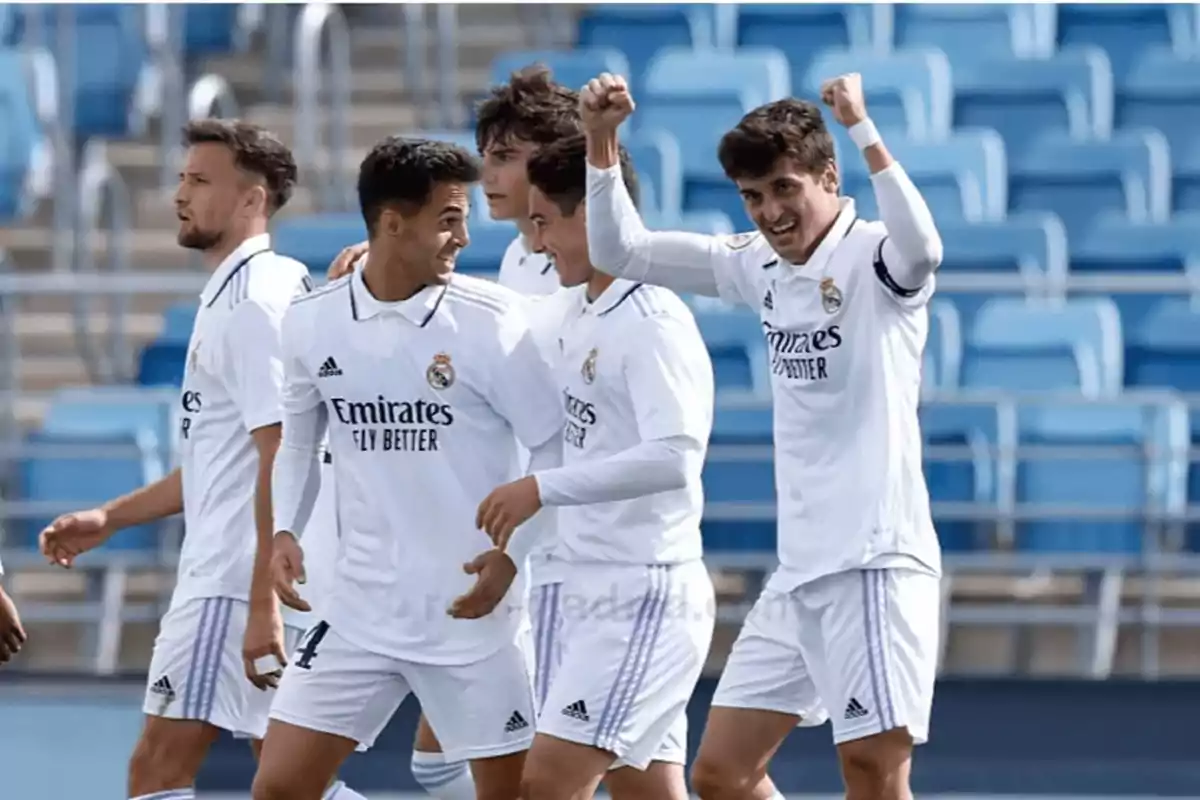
(528, 184, 590, 287)
(375, 181, 471, 285)
(733, 156, 841, 264)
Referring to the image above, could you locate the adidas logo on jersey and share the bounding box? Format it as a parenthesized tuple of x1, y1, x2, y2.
(763, 289, 774, 311)
(561, 700, 590, 722)
(150, 675, 175, 702)
(504, 710, 530, 733)
(844, 697, 869, 720)
(317, 357, 342, 378)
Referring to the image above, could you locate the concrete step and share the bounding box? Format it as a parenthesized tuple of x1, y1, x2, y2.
(13, 312, 164, 357)
(19, 290, 184, 317)
(18, 356, 94, 392)
(346, 23, 533, 72)
(244, 102, 422, 154)
(2, 226, 192, 271)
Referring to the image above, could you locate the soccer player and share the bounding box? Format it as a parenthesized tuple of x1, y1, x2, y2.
(476, 133, 716, 800)
(580, 73, 944, 800)
(38, 120, 366, 800)
(252, 137, 563, 800)
(323, 65, 581, 800)
(0, 557, 25, 664)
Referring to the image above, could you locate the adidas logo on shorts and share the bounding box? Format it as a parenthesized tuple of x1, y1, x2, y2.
(561, 700, 590, 722)
(504, 710, 529, 733)
(844, 697, 869, 720)
(150, 675, 175, 699)
(317, 357, 342, 378)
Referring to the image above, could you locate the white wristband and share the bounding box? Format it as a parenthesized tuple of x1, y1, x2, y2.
(847, 118, 881, 151)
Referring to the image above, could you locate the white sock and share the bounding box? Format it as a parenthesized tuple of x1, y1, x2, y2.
(129, 791, 195, 800)
(324, 780, 370, 799)
(411, 750, 476, 800)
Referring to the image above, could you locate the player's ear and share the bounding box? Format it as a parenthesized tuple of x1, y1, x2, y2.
(379, 207, 404, 239)
(821, 160, 839, 195)
(244, 183, 269, 216)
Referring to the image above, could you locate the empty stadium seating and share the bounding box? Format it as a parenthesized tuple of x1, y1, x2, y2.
(7, 3, 1200, 654)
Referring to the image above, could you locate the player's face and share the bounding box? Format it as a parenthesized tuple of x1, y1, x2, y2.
(386, 181, 470, 285)
(481, 137, 537, 222)
(734, 156, 841, 264)
(174, 143, 264, 252)
(528, 185, 590, 287)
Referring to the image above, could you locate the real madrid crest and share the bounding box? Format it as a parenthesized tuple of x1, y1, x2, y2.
(426, 352, 455, 390)
(819, 277, 843, 315)
(581, 347, 598, 385)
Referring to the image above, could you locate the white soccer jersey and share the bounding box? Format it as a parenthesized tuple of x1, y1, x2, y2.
(497, 234, 559, 296)
(173, 234, 314, 613)
(279, 269, 563, 665)
(587, 164, 941, 590)
(547, 279, 713, 564)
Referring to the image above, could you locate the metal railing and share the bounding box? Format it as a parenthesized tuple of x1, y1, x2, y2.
(187, 73, 240, 122)
(146, 4, 186, 190)
(71, 142, 133, 384)
(293, 2, 352, 211)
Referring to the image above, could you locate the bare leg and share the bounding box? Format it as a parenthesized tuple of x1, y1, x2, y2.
(250, 719, 359, 800)
(690, 707, 799, 800)
(127, 716, 220, 797)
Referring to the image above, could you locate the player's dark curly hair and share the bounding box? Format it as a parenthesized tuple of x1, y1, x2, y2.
(183, 119, 298, 214)
(717, 98, 836, 180)
(475, 65, 582, 154)
(357, 136, 481, 234)
(526, 133, 639, 217)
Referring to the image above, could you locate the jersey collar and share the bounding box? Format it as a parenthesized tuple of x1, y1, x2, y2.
(199, 233, 271, 306)
(349, 263, 447, 327)
(582, 277, 642, 317)
(785, 198, 857, 279)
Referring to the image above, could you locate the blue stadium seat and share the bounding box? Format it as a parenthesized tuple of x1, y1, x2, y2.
(735, 4, 875, 98)
(1007, 131, 1171, 242)
(18, 430, 164, 551)
(1125, 297, 1200, 392)
(160, 302, 197, 344)
(841, 128, 1007, 222)
(1013, 398, 1189, 553)
(925, 299, 963, 394)
(0, 48, 49, 221)
(1056, 3, 1196, 83)
(273, 213, 367, 275)
(938, 213, 1069, 285)
(643, 46, 791, 108)
(704, 399, 774, 552)
(456, 220, 519, 274)
(804, 48, 953, 139)
(892, 4, 1049, 67)
(137, 341, 186, 388)
(625, 129, 683, 218)
(635, 93, 756, 222)
(576, 4, 721, 90)
(30, 4, 150, 139)
(41, 386, 175, 465)
(489, 48, 631, 95)
(692, 308, 769, 395)
(920, 399, 1004, 551)
(182, 3, 241, 57)
(1119, 49, 1200, 211)
(1071, 212, 1200, 274)
(952, 48, 1114, 162)
(963, 298, 1124, 394)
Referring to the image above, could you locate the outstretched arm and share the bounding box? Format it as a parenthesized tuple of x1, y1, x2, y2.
(583, 73, 745, 301)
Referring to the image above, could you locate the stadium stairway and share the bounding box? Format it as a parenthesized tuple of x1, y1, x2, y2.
(3, 4, 551, 430)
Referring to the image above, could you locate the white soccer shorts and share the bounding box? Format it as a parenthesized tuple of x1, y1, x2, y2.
(537, 560, 714, 770)
(143, 596, 305, 739)
(712, 566, 940, 745)
(269, 621, 538, 762)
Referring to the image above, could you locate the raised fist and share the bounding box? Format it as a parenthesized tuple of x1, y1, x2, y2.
(820, 73, 867, 127)
(580, 72, 635, 133)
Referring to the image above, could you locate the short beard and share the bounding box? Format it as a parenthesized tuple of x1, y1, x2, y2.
(177, 227, 223, 251)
